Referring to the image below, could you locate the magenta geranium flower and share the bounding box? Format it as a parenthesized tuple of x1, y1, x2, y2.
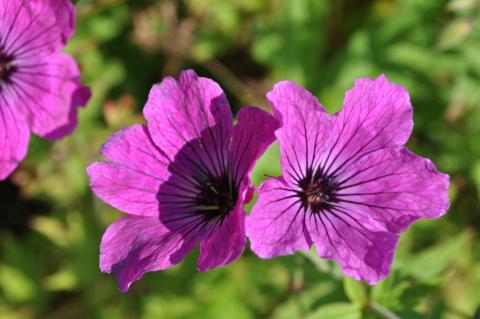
(0, 0, 90, 180)
(87, 70, 277, 292)
(246, 75, 450, 284)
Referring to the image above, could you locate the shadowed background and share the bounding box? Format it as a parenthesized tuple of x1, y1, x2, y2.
(1, 0, 479, 318)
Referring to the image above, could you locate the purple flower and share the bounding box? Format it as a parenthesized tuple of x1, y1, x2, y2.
(87, 70, 278, 292)
(246, 75, 450, 284)
(0, 0, 90, 180)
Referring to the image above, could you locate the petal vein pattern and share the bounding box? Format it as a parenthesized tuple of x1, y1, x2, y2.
(0, 0, 91, 180)
(247, 75, 449, 284)
(88, 69, 278, 291)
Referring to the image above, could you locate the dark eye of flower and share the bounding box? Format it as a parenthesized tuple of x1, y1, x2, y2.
(194, 172, 238, 221)
(0, 47, 17, 85)
(300, 169, 338, 213)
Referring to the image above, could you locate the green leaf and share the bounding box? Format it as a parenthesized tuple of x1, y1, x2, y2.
(371, 273, 395, 304)
(308, 303, 361, 319)
(43, 270, 78, 291)
(31, 217, 70, 247)
(0, 264, 36, 302)
(437, 20, 473, 50)
(343, 278, 367, 305)
(402, 231, 471, 280)
(447, 0, 478, 12)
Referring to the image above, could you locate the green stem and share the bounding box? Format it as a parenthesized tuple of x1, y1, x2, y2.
(370, 302, 400, 319)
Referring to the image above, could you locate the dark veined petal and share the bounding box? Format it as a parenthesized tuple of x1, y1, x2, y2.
(87, 125, 170, 217)
(246, 177, 312, 258)
(0, 0, 88, 180)
(228, 106, 278, 189)
(196, 108, 277, 270)
(267, 81, 332, 185)
(334, 147, 450, 233)
(321, 75, 413, 177)
(100, 216, 197, 292)
(305, 210, 399, 284)
(11, 53, 91, 139)
(0, 0, 75, 58)
(197, 206, 246, 271)
(144, 69, 233, 177)
(0, 97, 30, 180)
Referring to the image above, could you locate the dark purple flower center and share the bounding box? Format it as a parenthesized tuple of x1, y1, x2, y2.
(0, 47, 16, 85)
(300, 172, 339, 213)
(193, 172, 238, 221)
(195, 174, 238, 219)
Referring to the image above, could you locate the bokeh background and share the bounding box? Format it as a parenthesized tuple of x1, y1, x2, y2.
(1, 0, 480, 318)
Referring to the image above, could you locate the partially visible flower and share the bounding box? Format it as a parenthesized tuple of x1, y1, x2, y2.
(246, 76, 450, 284)
(87, 70, 277, 292)
(0, 0, 91, 180)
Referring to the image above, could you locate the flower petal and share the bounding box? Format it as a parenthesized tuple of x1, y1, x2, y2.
(11, 53, 91, 139)
(322, 75, 413, 177)
(144, 69, 233, 177)
(197, 207, 246, 271)
(0, 0, 75, 58)
(267, 81, 332, 184)
(228, 106, 278, 188)
(87, 125, 169, 216)
(246, 177, 312, 258)
(100, 216, 195, 292)
(305, 210, 399, 284)
(0, 99, 30, 180)
(335, 147, 450, 233)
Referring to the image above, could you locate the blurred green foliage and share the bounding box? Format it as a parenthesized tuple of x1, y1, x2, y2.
(1, 0, 480, 318)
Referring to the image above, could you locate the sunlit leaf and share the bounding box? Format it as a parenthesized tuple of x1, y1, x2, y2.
(402, 231, 471, 280)
(343, 278, 367, 305)
(437, 20, 473, 50)
(308, 303, 361, 319)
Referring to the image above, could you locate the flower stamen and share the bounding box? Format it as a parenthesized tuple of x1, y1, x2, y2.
(302, 175, 338, 213)
(195, 173, 238, 220)
(0, 48, 16, 85)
